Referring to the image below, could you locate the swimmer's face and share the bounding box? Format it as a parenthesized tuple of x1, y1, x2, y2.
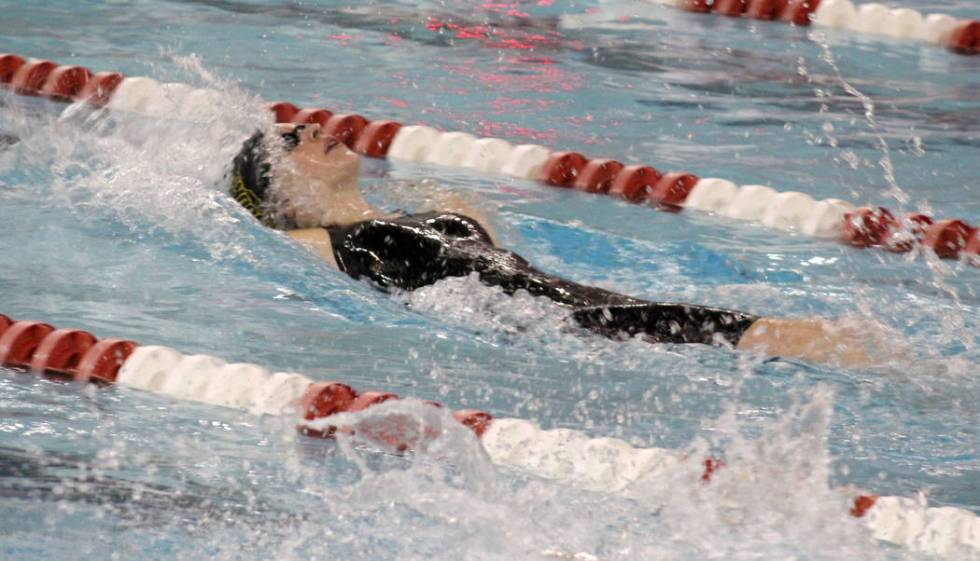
(271, 123, 361, 227)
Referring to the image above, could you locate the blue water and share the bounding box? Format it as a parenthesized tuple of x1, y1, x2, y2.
(1, 1, 978, 560)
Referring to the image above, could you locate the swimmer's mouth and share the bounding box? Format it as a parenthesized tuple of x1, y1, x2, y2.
(324, 137, 340, 155)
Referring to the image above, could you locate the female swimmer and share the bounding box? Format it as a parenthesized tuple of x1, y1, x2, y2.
(230, 123, 879, 366)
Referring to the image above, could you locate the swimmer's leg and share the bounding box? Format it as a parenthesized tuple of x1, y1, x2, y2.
(574, 304, 893, 368)
(735, 317, 889, 368)
(571, 303, 758, 346)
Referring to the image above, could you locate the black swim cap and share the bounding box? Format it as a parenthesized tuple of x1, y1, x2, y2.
(229, 127, 303, 224)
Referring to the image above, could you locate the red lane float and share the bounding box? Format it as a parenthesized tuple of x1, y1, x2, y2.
(573, 159, 624, 194)
(74, 339, 137, 384)
(651, 172, 699, 207)
(841, 207, 898, 248)
(0, 321, 55, 367)
(291, 107, 333, 127)
(681, 0, 711, 14)
(299, 381, 358, 437)
(746, 0, 788, 20)
(609, 165, 662, 202)
(923, 219, 976, 259)
(10, 59, 57, 95)
(270, 101, 300, 123)
(28, 328, 97, 375)
(452, 409, 494, 438)
(683, 0, 818, 24)
(0, 54, 26, 83)
(323, 113, 368, 148)
(354, 120, 402, 157)
(882, 213, 933, 253)
(851, 494, 879, 517)
(949, 20, 980, 54)
(40, 65, 92, 100)
(780, 0, 821, 26)
(714, 0, 749, 17)
(540, 151, 588, 187)
(76, 72, 123, 107)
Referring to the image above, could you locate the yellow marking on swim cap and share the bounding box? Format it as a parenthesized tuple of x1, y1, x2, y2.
(230, 171, 264, 221)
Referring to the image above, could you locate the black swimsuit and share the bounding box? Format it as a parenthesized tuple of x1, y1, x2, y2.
(326, 212, 757, 346)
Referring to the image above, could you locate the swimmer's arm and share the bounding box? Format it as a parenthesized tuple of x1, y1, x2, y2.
(286, 229, 339, 269)
(736, 317, 885, 368)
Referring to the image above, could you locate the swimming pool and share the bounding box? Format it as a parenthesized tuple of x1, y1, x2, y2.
(1, 1, 978, 559)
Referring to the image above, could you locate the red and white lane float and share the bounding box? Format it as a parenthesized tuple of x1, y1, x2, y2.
(2, 51, 978, 267)
(0, 311, 977, 557)
(657, 0, 980, 55)
(3, 52, 979, 265)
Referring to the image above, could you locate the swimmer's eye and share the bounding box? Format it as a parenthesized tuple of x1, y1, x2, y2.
(310, 127, 319, 140)
(280, 125, 304, 150)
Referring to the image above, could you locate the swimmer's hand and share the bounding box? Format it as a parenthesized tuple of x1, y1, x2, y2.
(736, 317, 901, 368)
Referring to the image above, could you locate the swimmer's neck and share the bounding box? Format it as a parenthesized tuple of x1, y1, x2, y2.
(278, 172, 386, 228)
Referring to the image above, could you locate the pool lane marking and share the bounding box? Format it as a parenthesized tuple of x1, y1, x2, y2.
(1, 312, 978, 557)
(2, 51, 978, 266)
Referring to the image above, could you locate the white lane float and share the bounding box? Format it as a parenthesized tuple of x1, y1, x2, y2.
(500, 144, 552, 179)
(460, 137, 514, 172)
(425, 131, 479, 167)
(761, 191, 818, 231)
(722, 184, 780, 221)
(684, 178, 740, 213)
(387, 124, 441, 162)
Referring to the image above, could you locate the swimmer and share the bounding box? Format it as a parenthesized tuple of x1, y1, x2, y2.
(230, 123, 882, 367)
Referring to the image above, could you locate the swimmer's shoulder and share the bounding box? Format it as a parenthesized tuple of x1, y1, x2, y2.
(287, 228, 338, 269)
(287, 210, 494, 270)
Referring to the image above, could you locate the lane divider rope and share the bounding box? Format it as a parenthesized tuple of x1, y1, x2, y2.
(3, 52, 979, 265)
(657, 0, 979, 56)
(0, 311, 977, 557)
(2, 51, 977, 266)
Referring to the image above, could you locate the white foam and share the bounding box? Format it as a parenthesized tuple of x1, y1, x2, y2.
(178, 88, 224, 121)
(482, 418, 680, 492)
(866, 496, 980, 557)
(107, 77, 169, 114)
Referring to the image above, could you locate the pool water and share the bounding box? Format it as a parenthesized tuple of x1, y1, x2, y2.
(1, 1, 978, 560)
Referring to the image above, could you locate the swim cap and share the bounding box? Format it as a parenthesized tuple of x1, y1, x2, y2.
(229, 127, 303, 225)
